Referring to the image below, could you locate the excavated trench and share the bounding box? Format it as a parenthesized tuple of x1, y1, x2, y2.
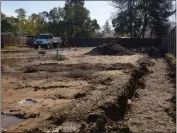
(40, 58, 151, 133)
(17, 57, 152, 133)
(81, 58, 151, 133)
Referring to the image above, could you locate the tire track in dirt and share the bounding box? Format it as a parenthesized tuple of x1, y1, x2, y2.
(124, 59, 176, 132)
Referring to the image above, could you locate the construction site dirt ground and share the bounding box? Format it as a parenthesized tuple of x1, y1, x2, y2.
(1, 47, 176, 132)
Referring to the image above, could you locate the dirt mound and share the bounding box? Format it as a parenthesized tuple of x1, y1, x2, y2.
(147, 46, 161, 57)
(87, 43, 133, 56)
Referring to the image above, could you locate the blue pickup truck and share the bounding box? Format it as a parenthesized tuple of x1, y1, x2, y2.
(33, 33, 61, 49)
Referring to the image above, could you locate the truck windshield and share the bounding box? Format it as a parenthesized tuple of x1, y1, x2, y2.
(37, 35, 50, 39)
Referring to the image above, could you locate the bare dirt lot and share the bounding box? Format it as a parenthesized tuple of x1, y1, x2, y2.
(1, 47, 176, 132)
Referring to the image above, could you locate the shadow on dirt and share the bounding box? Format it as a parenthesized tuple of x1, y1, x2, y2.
(22, 63, 134, 73)
(81, 58, 152, 133)
(165, 54, 176, 123)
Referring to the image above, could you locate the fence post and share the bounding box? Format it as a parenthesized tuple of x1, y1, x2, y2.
(171, 30, 172, 54)
(4, 37, 6, 47)
(14, 37, 16, 46)
(1, 34, 4, 48)
(162, 26, 176, 55)
(168, 34, 170, 53)
(172, 28, 174, 55)
(7, 37, 9, 46)
(173, 27, 176, 56)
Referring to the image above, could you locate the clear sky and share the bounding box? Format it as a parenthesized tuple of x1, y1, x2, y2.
(1, 1, 115, 28)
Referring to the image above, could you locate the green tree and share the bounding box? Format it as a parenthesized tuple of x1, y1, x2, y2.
(64, 3, 100, 38)
(147, 0, 174, 38)
(15, 8, 27, 36)
(1, 12, 13, 32)
(112, 0, 175, 38)
(66, 0, 84, 6)
(16, 11, 49, 36)
(30, 13, 39, 21)
(2, 4, 100, 39)
(48, 7, 63, 23)
(26, 13, 40, 35)
(15, 8, 26, 20)
(48, 7, 65, 36)
(1, 12, 18, 34)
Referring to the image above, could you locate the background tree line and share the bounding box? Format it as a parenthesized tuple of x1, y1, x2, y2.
(111, 0, 176, 38)
(2, 0, 175, 38)
(1, 0, 100, 38)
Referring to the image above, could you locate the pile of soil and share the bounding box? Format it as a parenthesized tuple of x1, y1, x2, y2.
(86, 43, 133, 56)
(147, 46, 161, 57)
